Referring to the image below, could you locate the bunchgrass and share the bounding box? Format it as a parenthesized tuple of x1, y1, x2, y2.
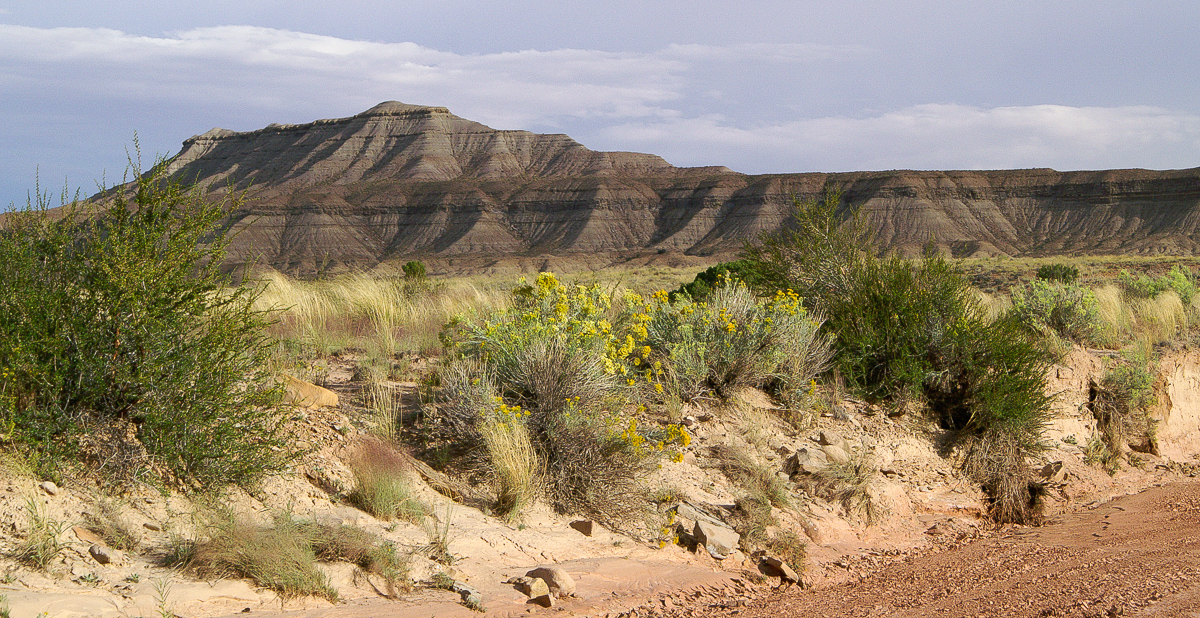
(478, 415, 540, 521)
(84, 495, 140, 551)
(12, 496, 69, 571)
(712, 445, 790, 509)
(808, 455, 882, 524)
(182, 509, 337, 601)
(348, 440, 428, 523)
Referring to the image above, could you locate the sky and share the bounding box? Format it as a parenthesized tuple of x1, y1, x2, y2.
(2, 0, 1199, 208)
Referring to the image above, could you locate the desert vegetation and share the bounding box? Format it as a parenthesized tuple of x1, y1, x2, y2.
(4, 169, 1200, 611)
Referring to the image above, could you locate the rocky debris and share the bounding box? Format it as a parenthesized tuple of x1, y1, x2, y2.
(450, 580, 483, 608)
(785, 448, 829, 475)
(282, 375, 339, 408)
(88, 544, 115, 565)
(72, 526, 103, 545)
(816, 431, 846, 451)
(821, 444, 851, 464)
(1041, 461, 1067, 484)
(510, 576, 553, 606)
(570, 519, 595, 536)
(39, 481, 58, 495)
(760, 557, 800, 584)
(694, 520, 740, 560)
(526, 565, 576, 597)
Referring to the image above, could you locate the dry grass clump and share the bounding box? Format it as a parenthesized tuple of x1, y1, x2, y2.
(1132, 291, 1188, 345)
(348, 440, 428, 523)
(1087, 350, 1158, 474)
(174, 510, 412, 601)
(174, 510, 338, 601)
(712, 444, 790, 508)
(303, 520, 411, 598)
(84, 495, 140, 551)
(12, 496, 69, 571)
(808, 454, 881, 524)
(478, 414, 540, 521)
(1093, 284, 1134, 344)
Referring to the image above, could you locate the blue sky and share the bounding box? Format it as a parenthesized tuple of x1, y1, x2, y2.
(2, 1, 1199, 207)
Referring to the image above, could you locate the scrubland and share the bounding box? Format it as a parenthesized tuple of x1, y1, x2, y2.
(2, 177, 1199, 615)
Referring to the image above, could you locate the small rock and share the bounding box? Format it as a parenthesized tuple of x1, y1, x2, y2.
(89, 544, 115, 564)
(39, 481, 58, 496)
(821, 444, 850, 464)
(73, 526, 104, 545)
(697, 413, 713, 422)
(777, 444, 796, 458)
(569, 520, 595, 537)
(785, 448, 828, 475)
(816, 431, 846, 450)
(1040, 461, 1067, 484)
(682, 416, 697, 427)
(761, 556, 800, 583)
(526, 565, 576, 597)
(143, 522, 162, 532)
(693, 520, 740, 560)
(514, 576, 550, 599)
(925, 523, 944, 536)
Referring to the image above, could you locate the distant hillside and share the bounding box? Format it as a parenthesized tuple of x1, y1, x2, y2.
(152, 102, 1200, 276)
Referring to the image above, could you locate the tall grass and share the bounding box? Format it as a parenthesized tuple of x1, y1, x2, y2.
(348, 440, 428, 523)
(254, 271, 508, 358)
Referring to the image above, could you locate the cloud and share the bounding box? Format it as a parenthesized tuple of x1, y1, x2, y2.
(0, 22, 1197, 209)
(600, 104, 1200, 172)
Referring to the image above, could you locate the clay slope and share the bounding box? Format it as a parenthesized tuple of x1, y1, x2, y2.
(153, 102, 1200, 274)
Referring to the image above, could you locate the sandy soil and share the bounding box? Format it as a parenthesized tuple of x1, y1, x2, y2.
(652, 479, 1200, 618)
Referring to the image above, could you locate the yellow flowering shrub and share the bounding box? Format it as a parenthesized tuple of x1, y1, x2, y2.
(641, 277, 833, 401)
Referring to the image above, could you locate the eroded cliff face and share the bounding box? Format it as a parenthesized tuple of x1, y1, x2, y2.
(154, 102, 1200, 274)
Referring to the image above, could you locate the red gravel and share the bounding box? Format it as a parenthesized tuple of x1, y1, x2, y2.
(658, 480, 1200, 618)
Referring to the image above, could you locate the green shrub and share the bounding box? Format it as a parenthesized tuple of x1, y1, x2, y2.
(1119, 265, 1196, 304)
(1037, 263, 1079, 284)
(1010, 279, 1101, 343)
(435, 274, 688, 529)
(0, 163, 289, 488)
(402, 260, 427, 281)
(643, 281, 832, 401)
(1089, 348, 1157, 473)
(672, 259, 772, 302)
(743, 192, 1055, 523)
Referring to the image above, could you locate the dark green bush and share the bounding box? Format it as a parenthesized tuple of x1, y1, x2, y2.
(0, 163, 290, 488)
(672, 259, 772, 302)
(1036, 263, 1079, 284)
(742, 192, 1055, 523)
(402, 260, 427, 280)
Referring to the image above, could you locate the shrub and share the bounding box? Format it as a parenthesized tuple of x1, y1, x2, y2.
(402, 260, 427, 281)
(1010, 279, 1101, 344)
(435, 275, 689, 529)
(348, 440, 428, 523)
(644, 281, 832, 401)
(1037, 263, 1079, 284)
(1089, 349, 1157, 473)
(1119, 265, 1196, 304)
(672, 260, 772, 302)
(743, 192, 1055, 523)
(0, 163, 289, 488)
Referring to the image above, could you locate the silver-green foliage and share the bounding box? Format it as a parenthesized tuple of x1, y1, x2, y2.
(1010, 279, 1101, 343)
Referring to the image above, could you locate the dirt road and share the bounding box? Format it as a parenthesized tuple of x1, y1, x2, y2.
(661, 480, 1200, 618)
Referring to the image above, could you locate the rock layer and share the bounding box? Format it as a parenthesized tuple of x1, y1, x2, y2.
(150, 102, 1200, 274)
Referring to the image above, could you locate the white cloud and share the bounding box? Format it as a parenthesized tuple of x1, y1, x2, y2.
(0, 23, 1197, 209)
(601, 104, 1200, 172)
